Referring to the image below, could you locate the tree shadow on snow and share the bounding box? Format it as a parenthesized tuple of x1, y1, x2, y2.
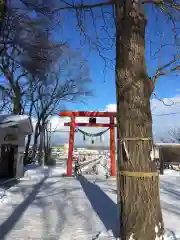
(0, 176, 48, 239)
(0, 178, 20, 191)
(78, 175, 119, 237)
(161, 200, 180, 217)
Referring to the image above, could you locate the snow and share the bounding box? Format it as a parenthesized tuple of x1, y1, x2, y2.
(0, 114, 29, 123)
(0, 188, 11, 204)
(0, 165, 180, 240)
(0, 174, 118, 239)
(23, 164, 66, 179)
(160, 170, 180, 240)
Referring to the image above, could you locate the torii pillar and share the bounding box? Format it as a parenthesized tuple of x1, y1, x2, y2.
(67, 115, 75, 176)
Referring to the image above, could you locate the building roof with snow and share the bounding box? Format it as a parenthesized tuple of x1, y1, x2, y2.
(0, 114, 33, 135)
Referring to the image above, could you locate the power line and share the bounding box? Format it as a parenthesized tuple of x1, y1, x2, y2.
(153, 112, 180, 116)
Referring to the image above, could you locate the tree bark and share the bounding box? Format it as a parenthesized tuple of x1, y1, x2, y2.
(23, 101, 34, 164)
(44, 126, 49, 165)
(115, 1, 164, 239)
(13, 85, 21, 115)
(31, 122, 40, 160)
(38, 123, 44, 165)
(23, 134, 32, 164)
(0, 0, 6, 32)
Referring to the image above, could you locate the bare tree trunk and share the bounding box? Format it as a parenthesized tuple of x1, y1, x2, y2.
(44, 125, 49, 165)
(23, 100, 34, 164)
(13, 85, 22, 114)
(44, 124, 48, 165)
(23, 134, 32, 164)
(38, 124, 44, 165)
(115, 1, 164, 240)
(0, 0, 6, 32)
(13, 96, 21, 114)
(31, 122, 40, 160)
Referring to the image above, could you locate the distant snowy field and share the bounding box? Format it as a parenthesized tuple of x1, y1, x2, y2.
(0, 165, 179, 240)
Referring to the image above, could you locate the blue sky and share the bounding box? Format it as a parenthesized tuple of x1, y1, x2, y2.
(52, 2, 179, 113)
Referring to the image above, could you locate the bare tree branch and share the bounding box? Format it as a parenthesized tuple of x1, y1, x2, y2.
(142, 0, 180, 11)
(149, 55, 180, 93)
(37, 0, 113, 12)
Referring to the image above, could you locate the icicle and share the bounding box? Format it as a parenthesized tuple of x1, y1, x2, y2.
(83, 134, 86, 141)
(91, 137, 94, 144)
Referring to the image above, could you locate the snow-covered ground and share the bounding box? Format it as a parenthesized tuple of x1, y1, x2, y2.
(0, 164, 179, 240)
(24, 164, 66, 179)
(160, 170, 180, 239)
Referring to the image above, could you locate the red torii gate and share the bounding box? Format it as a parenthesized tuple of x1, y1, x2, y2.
(59, 111, 116, 177)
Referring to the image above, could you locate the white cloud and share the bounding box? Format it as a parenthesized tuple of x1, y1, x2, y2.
(39, 95, 180, 146)
(104, 104, 116, 112)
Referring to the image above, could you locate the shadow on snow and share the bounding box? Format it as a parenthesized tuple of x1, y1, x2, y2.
(0, 176, 48, 239)
(78, 175, 119, 237)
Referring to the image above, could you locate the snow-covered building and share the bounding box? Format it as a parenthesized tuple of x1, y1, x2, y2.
(0, 115, 33, 179)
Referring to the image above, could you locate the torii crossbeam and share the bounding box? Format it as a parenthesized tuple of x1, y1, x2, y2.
(59, 111, 117, 177)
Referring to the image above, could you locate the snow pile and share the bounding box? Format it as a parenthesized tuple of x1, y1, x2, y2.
(97, 163, 110, 178)
(164, 229, 180, 240)
(162, 169, 180, 176)
(95, 230, 120, 240)
(95, 229, 180, 240)
(0, 178, 21, 205)
(0, 188, 12, 204)
(24, 164, 66, 179)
